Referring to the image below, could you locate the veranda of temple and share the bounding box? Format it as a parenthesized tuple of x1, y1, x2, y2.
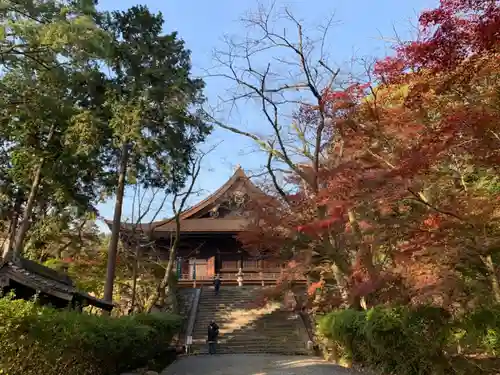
(107, 167, 299, 286)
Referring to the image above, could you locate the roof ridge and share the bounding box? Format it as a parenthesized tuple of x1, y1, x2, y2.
(104, 166, 267, 230)
(178, 166, 246, 220)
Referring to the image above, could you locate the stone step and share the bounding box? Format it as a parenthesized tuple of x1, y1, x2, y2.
(198, 296, 260, 300)
(200, 298, 255, 306)
(192, 327, 302, 335)
(193, 333, 304, 340)
(196, 306, 256, 311)
(197, 305, 256, 310)
(189, 345, 310, 355)
(193, 340, 307, 350)
(190, 347, 309, 354)
(190, 286, 308, 355)
(194, 318, 304, 326)
(196, 313, 299, 319)
(192, 332, 303, 339)
(198, 297, 258, 302)
(196, 307, 279, 312)
(193, 326, 301, 332)
(191, 338, 303, 346)
(190, 341, 307, 348)
(191, 335, 305, 342)
(194, 315, 295, 322)
(194, 320, 302, 329)
(193, 327, 302, 333)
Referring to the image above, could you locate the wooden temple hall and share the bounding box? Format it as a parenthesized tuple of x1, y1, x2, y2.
(112, 167, 287, 285)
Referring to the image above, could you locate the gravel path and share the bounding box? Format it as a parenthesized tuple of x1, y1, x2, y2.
(161, 354, 362, 375)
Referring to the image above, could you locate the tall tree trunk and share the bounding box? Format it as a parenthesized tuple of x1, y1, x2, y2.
(348, 210, 377, 280)
(130, 245, 140, 312)
(10, 124, 56, 259)
(144, 218, 180, 313)
(2, 190, 24, 261)
(317, 204, 351, 303)
(11, 163, 44, 259)
(104, 143, 129, 304)
(482, 254, 500, 303)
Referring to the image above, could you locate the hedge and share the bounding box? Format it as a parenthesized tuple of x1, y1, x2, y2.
(0, 296, 182, 375)
(317, 305, 453, 375)
(317, 304, 500, 375)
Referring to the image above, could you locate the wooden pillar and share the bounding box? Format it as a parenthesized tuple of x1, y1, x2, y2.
(238, 249, 243, 271)
(192, 257, 197, 288)
(237, 249, 244, 287)
(215, 249, 220, 274)
(258, 259, 264, 286)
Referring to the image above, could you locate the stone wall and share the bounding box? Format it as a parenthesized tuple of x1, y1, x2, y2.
(177, 288, 196, 318)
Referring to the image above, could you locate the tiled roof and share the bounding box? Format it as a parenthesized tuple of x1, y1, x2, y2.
(0, 258, 114, 310)
(2, 261, 75, 300)
(19, 257, 74, 286)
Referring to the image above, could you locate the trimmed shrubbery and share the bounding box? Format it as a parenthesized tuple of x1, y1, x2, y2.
(317, 305, 500, 375)
(0, 296, 182, 375)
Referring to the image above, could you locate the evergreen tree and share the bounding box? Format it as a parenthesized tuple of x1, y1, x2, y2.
(98, 6, 210, 302)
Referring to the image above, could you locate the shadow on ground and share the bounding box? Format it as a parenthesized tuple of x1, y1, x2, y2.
(161, 354, 362, 375)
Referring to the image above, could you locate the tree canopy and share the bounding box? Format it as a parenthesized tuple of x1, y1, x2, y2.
(0, 0, 211, 292)
(236, 0, 500, 311)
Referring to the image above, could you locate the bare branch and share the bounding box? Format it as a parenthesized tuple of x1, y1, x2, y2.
(206, 4, 341, 196)
(266, 142, 289, 202)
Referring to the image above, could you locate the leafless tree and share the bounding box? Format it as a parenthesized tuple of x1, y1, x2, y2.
(117, 147, 215, 313)
(205, 2, 387, 308)
(205, 2, 343, 198)
(204, 3, 363, 300)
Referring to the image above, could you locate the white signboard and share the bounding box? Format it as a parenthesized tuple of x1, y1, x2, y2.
(186, 335, 193, 345)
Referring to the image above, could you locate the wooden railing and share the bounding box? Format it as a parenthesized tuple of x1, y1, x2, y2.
(177, 272, 306, 281)
(220, 260, 281, 270)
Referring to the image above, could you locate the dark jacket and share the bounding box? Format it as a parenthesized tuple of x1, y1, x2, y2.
(214, 278, 221, 289)
(207, 323, 219, 342)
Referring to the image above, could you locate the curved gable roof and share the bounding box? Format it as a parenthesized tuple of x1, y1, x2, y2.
(179, 166, 263, 220)
(105, 166, 266, 233)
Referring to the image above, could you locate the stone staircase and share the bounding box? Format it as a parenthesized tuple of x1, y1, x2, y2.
(190, 286, 310, 355)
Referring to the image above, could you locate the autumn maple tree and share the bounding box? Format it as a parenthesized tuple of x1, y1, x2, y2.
(239, 0, 500, 311)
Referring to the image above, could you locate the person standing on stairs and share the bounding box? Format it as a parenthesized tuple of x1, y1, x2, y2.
(214, 274, 221, 296)
(207, 320, 219, 355)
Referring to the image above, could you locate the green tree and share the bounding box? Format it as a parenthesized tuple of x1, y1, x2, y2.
(0, 0, 112, 260)
(99, 6, 211, 302)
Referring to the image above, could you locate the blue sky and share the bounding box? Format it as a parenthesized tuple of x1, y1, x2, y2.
(95, 0, 438, 232)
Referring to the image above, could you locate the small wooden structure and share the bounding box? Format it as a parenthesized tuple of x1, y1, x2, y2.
(0, 256, 113, 312)
(108, 166, 305, 286)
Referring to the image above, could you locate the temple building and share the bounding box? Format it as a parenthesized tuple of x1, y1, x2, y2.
(108, 166, 285, 285)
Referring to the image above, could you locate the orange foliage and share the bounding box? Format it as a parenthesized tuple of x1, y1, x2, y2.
(240, 0, 500, 310)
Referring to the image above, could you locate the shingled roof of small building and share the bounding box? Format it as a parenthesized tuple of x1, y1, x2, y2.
(0, 257, 114, 311)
